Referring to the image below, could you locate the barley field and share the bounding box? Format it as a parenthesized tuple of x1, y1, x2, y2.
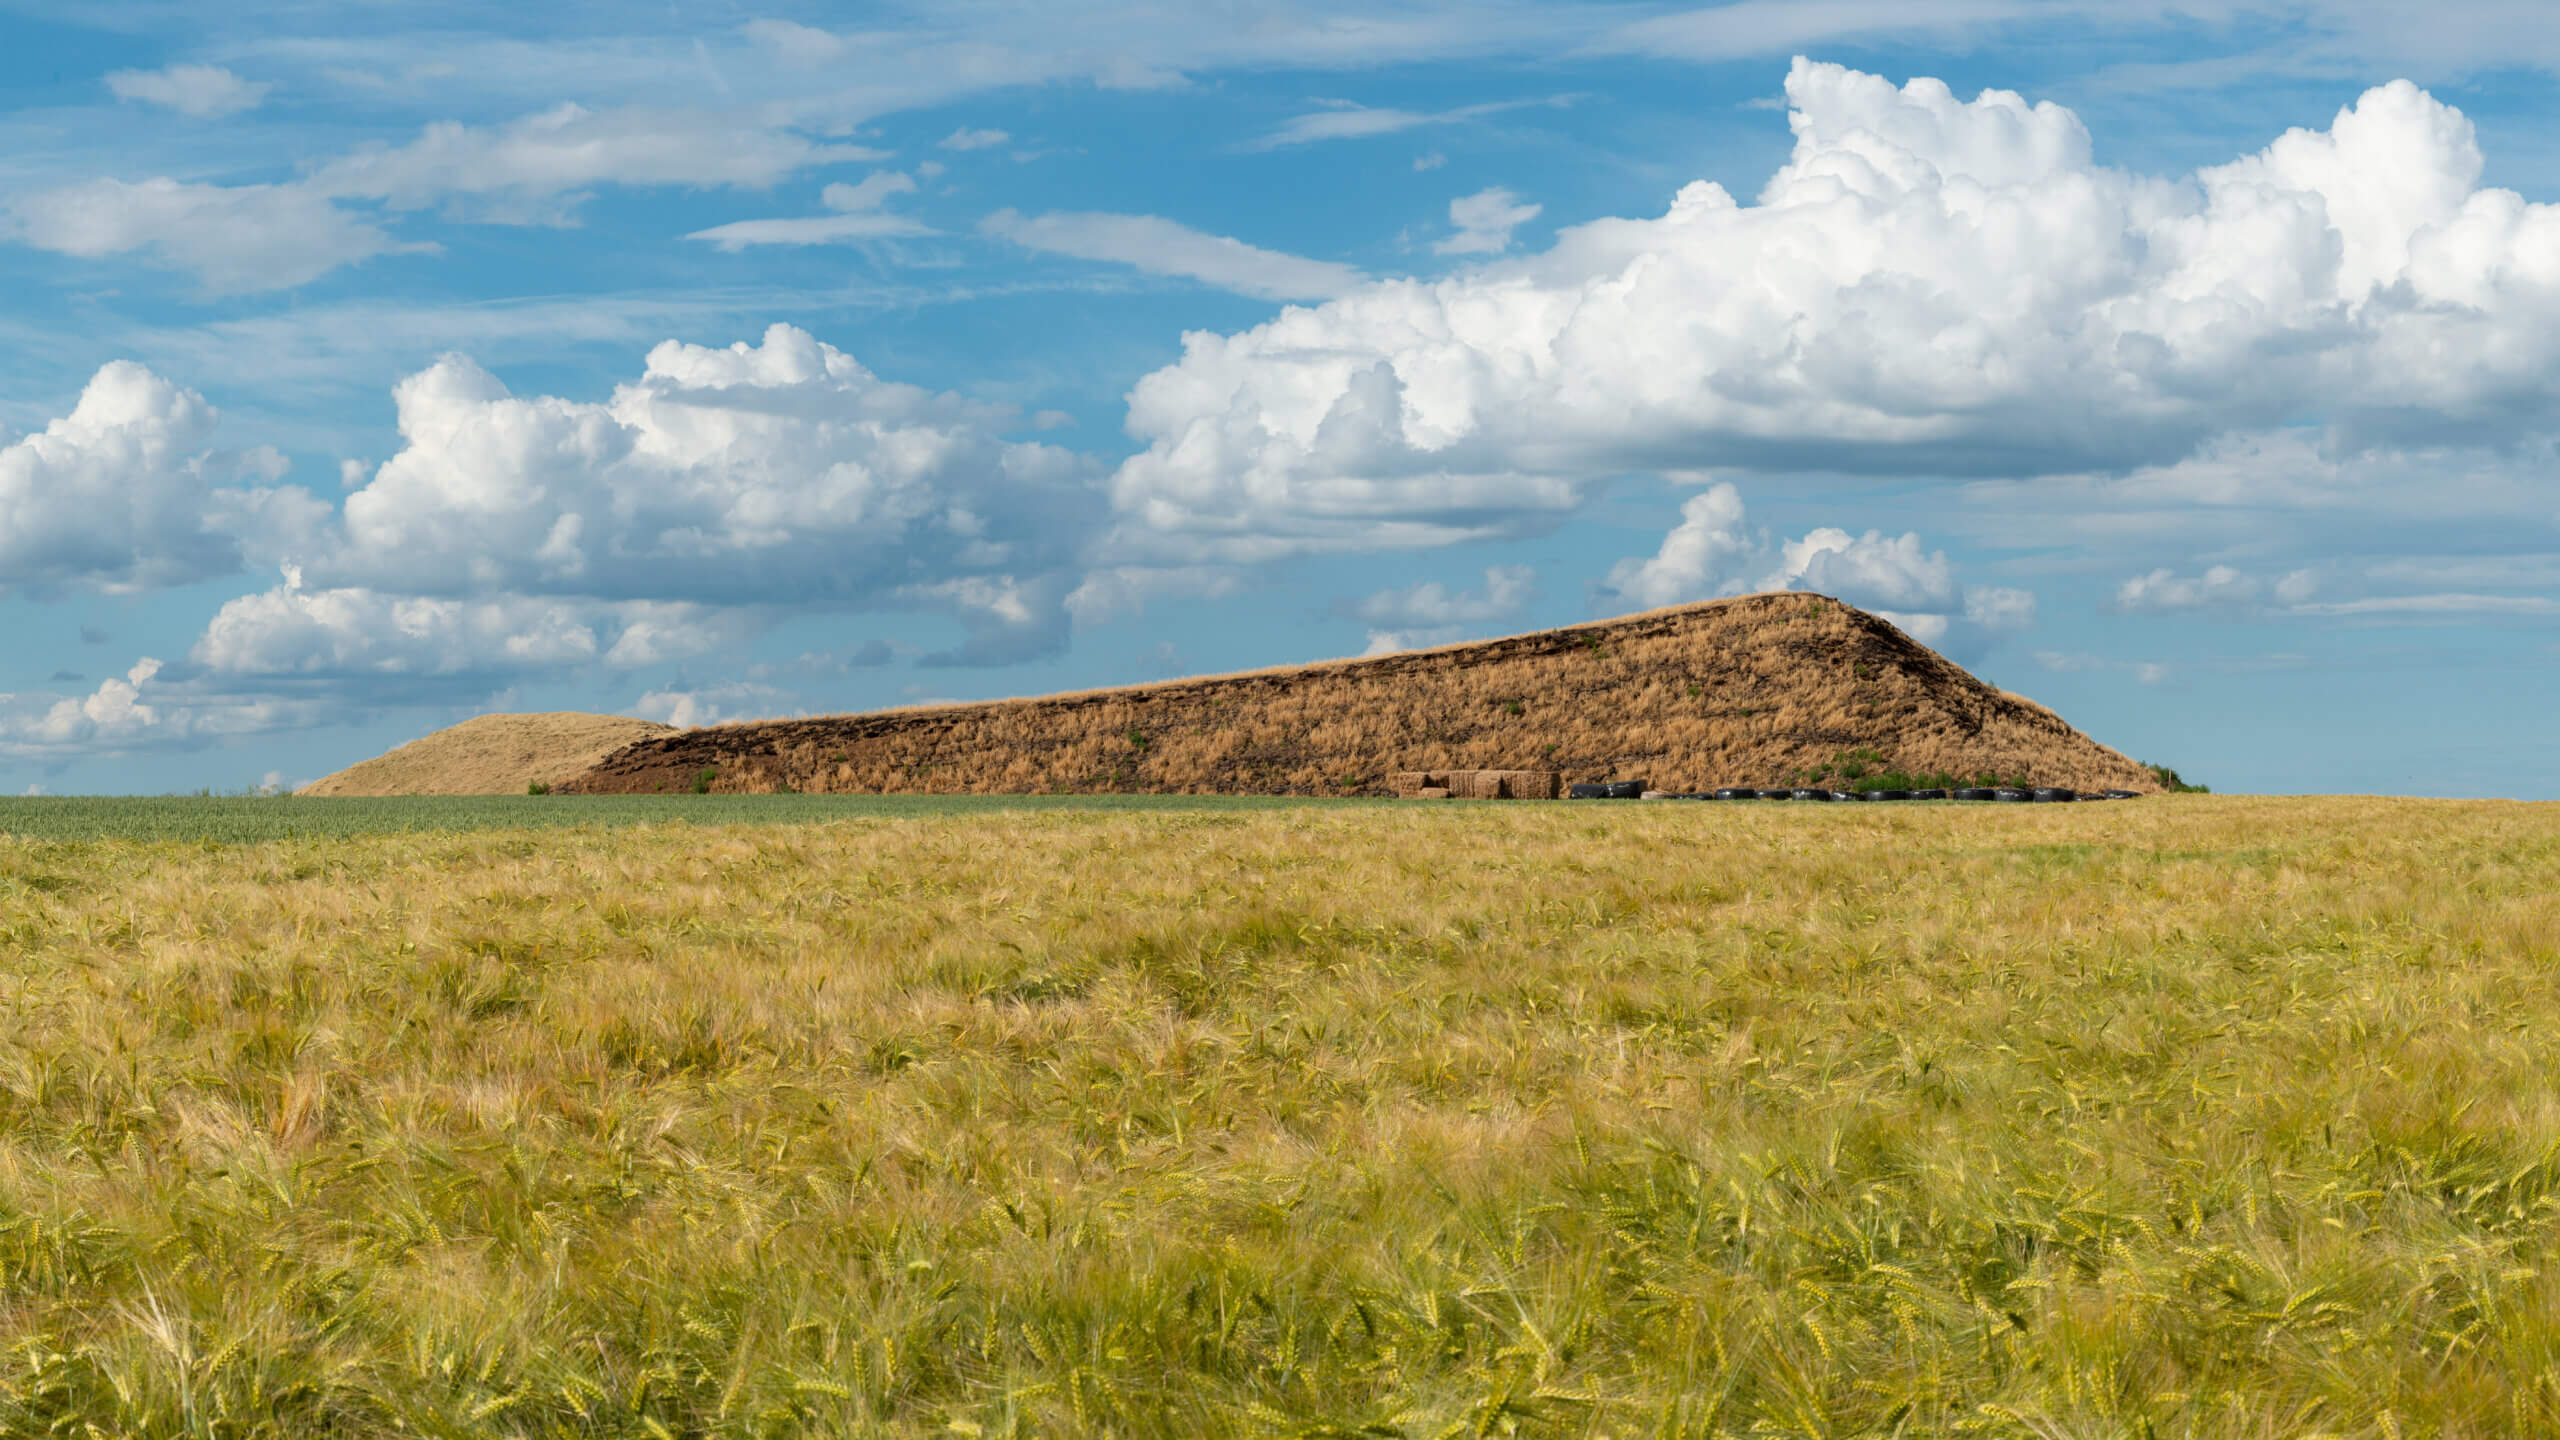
(2, 796, 2556, 1437)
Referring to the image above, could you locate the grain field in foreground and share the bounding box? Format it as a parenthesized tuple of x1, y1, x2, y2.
(2, 797, 2557, 1437)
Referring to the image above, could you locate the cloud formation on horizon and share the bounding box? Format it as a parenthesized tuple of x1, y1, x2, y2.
(1109, 60, 2560, 559)
(11, 57, 2560, 759)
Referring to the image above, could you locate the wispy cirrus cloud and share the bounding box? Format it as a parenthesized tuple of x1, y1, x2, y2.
(105, 63, 270, 118)
(1249, 94, 1577, 150)
(980, 210, 1364, 301)
(2288, 594, 2560, 617)
(4, 97, 878, 290)
(3, 178, 413, 294)
(687, 171, 937, 250)
(308, 103, 878, 220)
(1588, 0, 2033, 61)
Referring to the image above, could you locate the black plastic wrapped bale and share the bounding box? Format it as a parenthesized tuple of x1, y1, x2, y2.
(1911, 788, 1948, 800)
(1791, 788, 1832, 801)
(1830, 791, 1862, 802)
(2105, 790, 2140, 799)
(1757, 788, 1794, 800)
(1953, 788, 1996, 801)
(2031, 787, 2076, 802)
(1714, 788, 1756, 800)
(1994, 788, 2032, 802)
(1569, 780, 1645, 799)
(1868, 789, 1911, 801)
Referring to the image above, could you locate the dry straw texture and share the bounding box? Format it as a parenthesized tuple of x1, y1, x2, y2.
(561, 593, 2158, 797)
(4, 797, 2560, 1435)
(299, 712, 675, 796)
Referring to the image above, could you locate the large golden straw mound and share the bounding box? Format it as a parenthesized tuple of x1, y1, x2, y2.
(297, 713, 677, 796)
(557, 594, 2163, 797)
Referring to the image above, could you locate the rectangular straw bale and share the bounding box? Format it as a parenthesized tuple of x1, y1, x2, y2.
(1389, 772, 1438, 798)
(1423, 770, 1559, 799)
(1495, 770, 1560, 799)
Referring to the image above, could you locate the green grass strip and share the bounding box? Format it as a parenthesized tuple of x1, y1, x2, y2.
(0, 792, 1383, 843)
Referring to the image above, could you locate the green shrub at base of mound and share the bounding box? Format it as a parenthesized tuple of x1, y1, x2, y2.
(2148, 761, 2213, 793)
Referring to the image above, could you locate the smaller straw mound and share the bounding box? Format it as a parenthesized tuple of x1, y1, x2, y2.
(297, 713, 678, 796)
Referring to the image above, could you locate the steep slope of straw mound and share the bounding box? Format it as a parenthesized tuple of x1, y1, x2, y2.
(299, 713, 677, 796)
(560, 594, 2159, 797)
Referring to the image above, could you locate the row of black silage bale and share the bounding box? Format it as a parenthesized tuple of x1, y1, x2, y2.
(1569, 783, 2141, 802)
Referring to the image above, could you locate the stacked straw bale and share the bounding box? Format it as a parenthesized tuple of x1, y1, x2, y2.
(1391, 770, 1561, 799)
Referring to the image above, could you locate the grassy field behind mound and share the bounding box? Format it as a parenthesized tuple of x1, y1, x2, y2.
(3, 798, 2558, 1436)
(0, 793, 1360, 843)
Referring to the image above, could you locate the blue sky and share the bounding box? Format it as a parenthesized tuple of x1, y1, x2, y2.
(4, 1, 2559, 797)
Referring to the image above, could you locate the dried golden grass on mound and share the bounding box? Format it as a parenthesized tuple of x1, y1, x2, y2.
(557, 594, 2157, 798)
(297, 712, 678, 796)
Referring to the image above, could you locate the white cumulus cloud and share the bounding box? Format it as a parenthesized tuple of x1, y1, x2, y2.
(270, 324, 1100, 665)
(1356, 563, 1537, 626)
(0, 657, 314, 758)
(2116, 564, 2261, 612)
(1962, 585, 2037, 631)
(1766, 526, 1953, 610)
(632, 681, 787, 728)
(0, 361, 310, 592)
(1436, 186, 1540, 255)
(1603, 484, 1753, 610)
(11, 658, 162, 746)
(1109, 60, 2560, 561)
(1, 325, 1120, 752)
(1599, 481, 2032, 657)
(192, 572, 613, 679)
